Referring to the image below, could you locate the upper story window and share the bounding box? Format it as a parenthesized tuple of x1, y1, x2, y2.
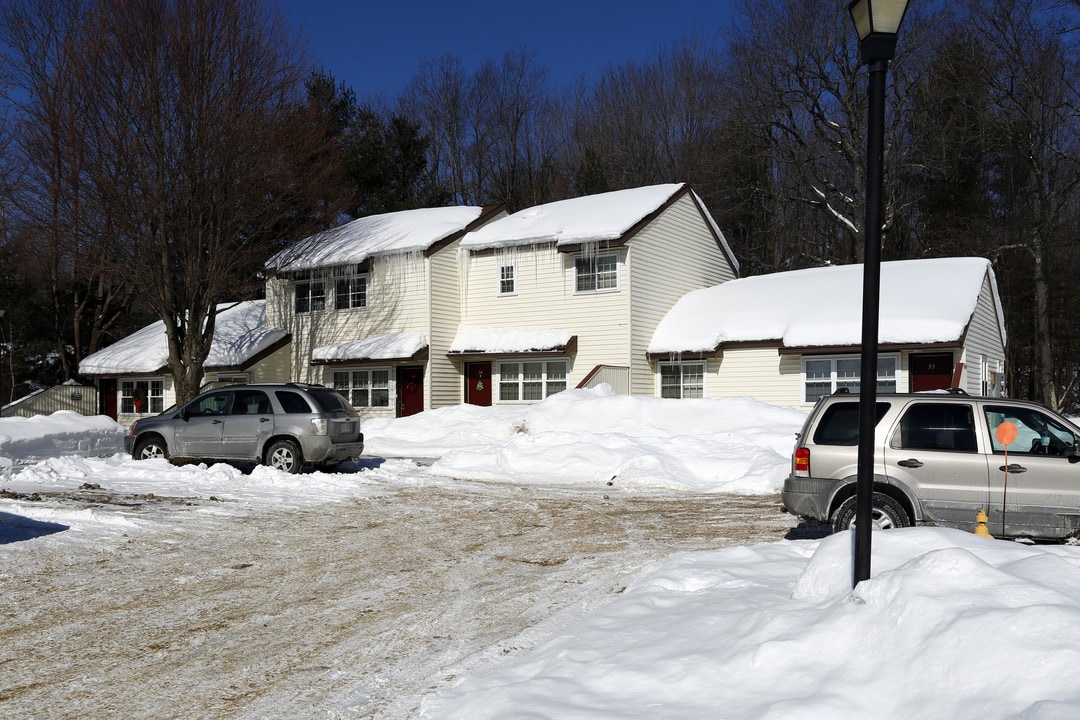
(335, 272, 368, 310)
(499, 263, 516, 295)
(575, 252, 619, 293)
(803, 355, 898, 404)
(295, 279, 326, 314)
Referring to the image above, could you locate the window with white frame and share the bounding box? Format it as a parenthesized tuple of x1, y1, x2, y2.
(660, 362, 705, 399)
(803, 355, 898, 403)
(574, 252, 619, 293)
(335, 272, 368, 310)
(121, 378, 164, 415)
(295, 278, 326, 314)
(498, 263, 516, 295)
(333, 368, 390, 408)
(498, 360, 567, 402)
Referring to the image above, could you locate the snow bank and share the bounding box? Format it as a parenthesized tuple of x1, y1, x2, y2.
(423, 528, 1080, 719)
(0, 411, 125, 466)
(365, 386, 807, 493)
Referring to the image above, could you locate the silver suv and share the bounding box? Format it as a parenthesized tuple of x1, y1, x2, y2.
(124, 383, 364, 473)
(781, 392, 1080, 540)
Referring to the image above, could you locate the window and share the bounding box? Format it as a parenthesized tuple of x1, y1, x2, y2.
(893, 403, 977, 452)
(803, 355, 898, 403)
(660, 362, 705, 399)
(984, 405, 1076, 456)
(335, 272, 368, 310)
(575, 253, 619, 293)
(498, 263, 516, 295)
(188, 391, 231, 416)
(275, 390, 313, 414)
(333, 369, 390, 408)
(295, 279, 326, 314)
(498, 361, 567, 402)
(231, 389, 271, 415)
(120, 379, 164, 415)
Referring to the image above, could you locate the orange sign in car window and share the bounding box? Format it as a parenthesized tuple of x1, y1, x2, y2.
(996, 421, 1018, 447)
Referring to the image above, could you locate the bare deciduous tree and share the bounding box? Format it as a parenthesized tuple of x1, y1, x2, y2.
(4, 0, 339, 403)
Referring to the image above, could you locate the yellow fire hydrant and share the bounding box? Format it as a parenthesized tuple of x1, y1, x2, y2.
(974, 509, 994, 538)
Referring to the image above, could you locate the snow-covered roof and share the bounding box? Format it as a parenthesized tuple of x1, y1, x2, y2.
(450, 327, 574, 354)
(460, 185, 734, 269)
(648, 257, 1004, 353)
(79, 301, 288, 375)
(267, 206, 485, 272)
(312, 332, 427, 363)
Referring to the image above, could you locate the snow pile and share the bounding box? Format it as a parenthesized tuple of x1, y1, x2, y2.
(423, 527, 1080, 719)
(365, 385, 807, 493)
(0, 411, 124, 467)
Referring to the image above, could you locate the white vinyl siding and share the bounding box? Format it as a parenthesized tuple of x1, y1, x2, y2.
(958, 272, 1007, 396)
(631, 193, 738, 396)
(462, 193, 738, 398)
(429, 235, 466, 408)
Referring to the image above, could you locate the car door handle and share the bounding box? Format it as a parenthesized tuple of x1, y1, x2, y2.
(259, 417, 271, 422)
(897, 459, 924, 468)
(999, 464, 1027, 473)
(212, 419, 223, 425)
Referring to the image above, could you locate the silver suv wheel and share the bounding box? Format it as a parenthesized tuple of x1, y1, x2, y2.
(831, 493, 911, 534)
(265, 439, 302, 474)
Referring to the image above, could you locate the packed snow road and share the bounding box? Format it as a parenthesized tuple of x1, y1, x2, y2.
(0, 476, 797, 719)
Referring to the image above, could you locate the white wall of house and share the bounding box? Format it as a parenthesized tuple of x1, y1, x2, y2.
(461, 193, 737, 399)
(628, 194, 737, 395)
(460, 243, 627, 392)
(266, 253, 435, 419)
(429, 239, 464, 408)
(957, 272, 1008, 397)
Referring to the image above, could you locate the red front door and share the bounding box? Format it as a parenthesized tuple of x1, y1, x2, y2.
(910, 353, 954, 392)
(465, 362, 492, 406)
(396, 366, 424, 417)
(100, 379, 117, 420)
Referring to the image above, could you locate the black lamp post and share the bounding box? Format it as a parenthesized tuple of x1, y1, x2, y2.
(848, 0, 908, 587)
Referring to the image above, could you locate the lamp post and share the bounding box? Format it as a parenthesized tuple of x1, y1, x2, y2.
(848, 0, 908, 587)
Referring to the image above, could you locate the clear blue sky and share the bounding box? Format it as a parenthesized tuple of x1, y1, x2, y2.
(278, 0, 740, 101)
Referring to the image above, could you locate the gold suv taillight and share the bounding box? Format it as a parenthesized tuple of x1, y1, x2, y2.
(794, 447, 810, 477)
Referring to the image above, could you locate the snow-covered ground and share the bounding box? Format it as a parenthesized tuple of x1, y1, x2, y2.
(3, 388, 1080, 719)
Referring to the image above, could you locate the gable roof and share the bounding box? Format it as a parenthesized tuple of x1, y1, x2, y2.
(459, 183, 738, 270)
(266, 205, 498, 272)
(79, 301, 288, 375)
(648, 257, 1004, 354)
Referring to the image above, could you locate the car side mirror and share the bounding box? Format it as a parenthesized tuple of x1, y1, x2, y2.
(178, 407, 190, 421)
